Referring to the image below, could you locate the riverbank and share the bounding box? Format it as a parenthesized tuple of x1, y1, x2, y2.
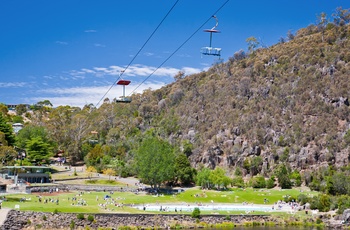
(2, 210, 344, 230)
(1, 211, 277, 229)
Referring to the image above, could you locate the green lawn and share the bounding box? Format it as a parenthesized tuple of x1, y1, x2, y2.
(1, 187, 318, 214)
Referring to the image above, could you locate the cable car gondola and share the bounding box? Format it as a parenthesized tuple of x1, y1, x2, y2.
(89, 130, 99, 144)
(116, 79, 132, 103)
(201, 15, 222, 58)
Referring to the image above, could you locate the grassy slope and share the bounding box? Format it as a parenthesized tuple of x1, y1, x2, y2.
(1, 187, 317, 214)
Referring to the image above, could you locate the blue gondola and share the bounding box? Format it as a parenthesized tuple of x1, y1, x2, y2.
(201, 16, 222, 58)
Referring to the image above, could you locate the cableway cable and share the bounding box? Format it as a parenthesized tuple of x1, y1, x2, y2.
(129, 0, 230, 96)
(94, 0, 180, 107)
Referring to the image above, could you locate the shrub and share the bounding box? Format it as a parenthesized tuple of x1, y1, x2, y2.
(53, 209, 59, 214)
(77, 213, 85, 220)
(191, 207, 201, 219)
(70, 220, 75, 230)
(87, 215, 94, 222)
(42, 215, 47, 221)
(310, 194, 331, 212)
(250, 175, 266, 188)
(297, 194, 309, 205)
(232, 176, 245, 188)
(266, 177, 275, 189)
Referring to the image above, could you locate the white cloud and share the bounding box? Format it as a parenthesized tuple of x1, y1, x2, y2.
(70, 64, 202, 81)
(181, 67, 202, 75)
(94, 43, 105, 47)
(25, 64, 203, 108)
(84, 30, 97, 33)
(59, 76, 70, 81)
(33, 81, 166, 108)
(81, 68, 96, 74)
(144, 52, 154, 56)
(55, 41, 68, 45)
(0, 82, 27, 87)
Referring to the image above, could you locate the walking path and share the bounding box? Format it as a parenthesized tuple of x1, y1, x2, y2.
(0, 208, 10, 227)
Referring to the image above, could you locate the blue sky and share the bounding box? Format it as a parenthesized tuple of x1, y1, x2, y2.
(1, 0, 349, 107)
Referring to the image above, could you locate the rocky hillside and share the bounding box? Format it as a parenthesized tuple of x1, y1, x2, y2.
(9, 18, 350, 180)
(130, 23, 350, 177)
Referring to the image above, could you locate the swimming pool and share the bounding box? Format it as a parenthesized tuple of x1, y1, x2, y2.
(133, 204, 284, 212)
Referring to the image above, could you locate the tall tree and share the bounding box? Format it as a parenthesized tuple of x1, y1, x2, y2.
(174, 153, 196, 185)
(136, 135, 175, 188)
(15, 125, 52, 149)
(0, 113, 15, 146)
(332, 7, 350, 26)
(0, 104, 9, 116)
(209, 167, 231, 190)
(103, 168, 116, 181)
(246, 36, 259, 54)
(196, 167, 212, 189)
(26, 136, 53, 164)
(274, 164, 292, 189)
(0, 146, 17, 166)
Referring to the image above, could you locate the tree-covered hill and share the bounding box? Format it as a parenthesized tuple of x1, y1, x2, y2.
(1, 8, 350, 189)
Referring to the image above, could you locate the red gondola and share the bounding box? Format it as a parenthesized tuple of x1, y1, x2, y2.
(116, 79, 132, 103)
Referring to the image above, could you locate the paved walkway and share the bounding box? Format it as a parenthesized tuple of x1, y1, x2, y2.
(0, 208, 11, 227)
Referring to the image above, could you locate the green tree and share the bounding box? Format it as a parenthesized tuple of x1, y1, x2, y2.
(0, 146, 17, 166)
(135, 135, 175, 188)
(311, 194, 331, 212)
(0, 104, 9, 116)
(103, 168, 116, 181)
(26, 136, 53, 164)
(336, 195, 350, 214)
(209, 167, 231, 190)
(196, 167, 212, 189)
(275, 164, 292, 189)
(0, 113, 15, 146)
(109, 158, 125, 177)
(174, 153, 195, 185)
(290, 170, 302, 187)
(191, 207, 201, 219)
(86, 166, 97, 179)
(12, 116, 23, 124)
(85, 144, 104, 167)
(266, 176, 275, 189)
(232, 176, 245, 188)
(330, 171, 350, 195)
(182, 140, 193, 157)
(250, 175, 266, 188)
(15, 125, 52, 149)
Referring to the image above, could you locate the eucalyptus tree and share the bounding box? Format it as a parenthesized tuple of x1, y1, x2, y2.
(46, 106, 91, 164)
(135, 133, 175, 188)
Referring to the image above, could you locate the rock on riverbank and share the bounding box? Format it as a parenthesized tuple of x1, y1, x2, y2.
(2, 210, 275, 229)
